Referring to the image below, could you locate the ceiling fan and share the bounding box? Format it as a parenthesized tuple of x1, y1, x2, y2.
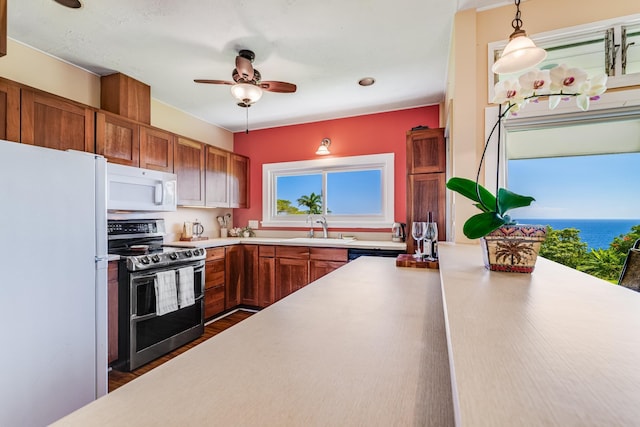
(194, 49, 297, 108)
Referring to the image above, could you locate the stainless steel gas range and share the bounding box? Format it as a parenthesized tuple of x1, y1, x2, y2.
(108, 219, 206, 371)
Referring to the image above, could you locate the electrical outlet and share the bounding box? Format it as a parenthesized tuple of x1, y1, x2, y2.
(248, 220, 259, 229)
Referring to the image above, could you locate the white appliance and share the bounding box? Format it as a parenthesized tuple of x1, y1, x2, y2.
(107, 163, 177, 212)
(0, 140, 108, 426)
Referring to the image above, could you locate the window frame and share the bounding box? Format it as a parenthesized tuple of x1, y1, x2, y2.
(261, 153, 395, 228)
(487, 13, 640, 103)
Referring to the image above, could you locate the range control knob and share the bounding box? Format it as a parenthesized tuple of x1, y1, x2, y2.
(140, 256, 150, 265)
(151, 255, 161, 263)
(193, 248, 202, 256)
(185, 250, 193, 257)
(169, 252, 178, 260)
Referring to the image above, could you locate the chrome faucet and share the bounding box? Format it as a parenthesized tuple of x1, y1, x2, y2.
(316, 216, 328, 238)
(306, 214, 315, 238)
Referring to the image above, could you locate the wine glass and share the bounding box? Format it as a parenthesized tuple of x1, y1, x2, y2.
(424, 221, 438, 261)
(411, 221, 427, 259)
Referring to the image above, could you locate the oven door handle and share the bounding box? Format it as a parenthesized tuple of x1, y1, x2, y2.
(131, 296, 204, 321)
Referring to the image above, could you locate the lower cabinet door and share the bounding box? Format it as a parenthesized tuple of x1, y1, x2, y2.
(310, 260, 346, 282)
(204, 285, 225, 319)
(258, 256, 275, 308)
(275, 258, 309, 301)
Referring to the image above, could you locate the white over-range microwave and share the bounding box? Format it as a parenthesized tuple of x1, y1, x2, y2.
(107, 163, 177, 212)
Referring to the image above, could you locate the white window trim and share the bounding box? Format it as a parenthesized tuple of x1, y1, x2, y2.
(487, 13, 640, 103)
(261, 153, 394, 228)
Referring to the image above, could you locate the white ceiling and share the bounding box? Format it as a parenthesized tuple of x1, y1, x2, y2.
(7, 0, 509, 133)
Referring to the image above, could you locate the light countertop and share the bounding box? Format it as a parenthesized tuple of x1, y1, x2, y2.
(56, 243, 640, 426)
(438, 242, 640, 426)
(54, 257, 453, 426)
(165, 237, 406, 251)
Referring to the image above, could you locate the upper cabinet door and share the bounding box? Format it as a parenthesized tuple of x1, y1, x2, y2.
(205, 145, 230, 208)
(174, 136, 205, 206)
(95, 111, 140, 166)
(229, 153, 249, 209)
(406, 128, 446, 174)
(21, 89, 94, 153)
(140, 126, 174, 172)
(0, 79, 20, 142)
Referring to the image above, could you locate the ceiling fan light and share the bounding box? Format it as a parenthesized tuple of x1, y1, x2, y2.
(492, 29, 547, 74)
(230, 83, 263, 105)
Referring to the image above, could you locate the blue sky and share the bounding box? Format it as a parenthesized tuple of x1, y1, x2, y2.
(507, 153, 640, 219)
(277, 170, 381, 214)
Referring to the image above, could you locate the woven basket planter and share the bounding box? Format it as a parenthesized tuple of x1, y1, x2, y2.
(480, 224, 547, 273)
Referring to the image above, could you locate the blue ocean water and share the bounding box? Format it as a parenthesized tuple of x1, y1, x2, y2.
(514, 219, 640, 251)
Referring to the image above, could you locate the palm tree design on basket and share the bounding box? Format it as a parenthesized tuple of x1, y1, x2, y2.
(494, 240, 537, 266)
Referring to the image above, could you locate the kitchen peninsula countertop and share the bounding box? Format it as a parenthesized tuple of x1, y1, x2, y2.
(165, 236, 406, 251)
(438, 243, 640, 426)
(54, 257, 453, 426)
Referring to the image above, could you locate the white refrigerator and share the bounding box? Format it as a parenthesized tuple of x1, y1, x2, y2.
(0, 140, 108, 426)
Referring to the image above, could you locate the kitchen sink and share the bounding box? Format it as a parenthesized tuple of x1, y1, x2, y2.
(286, 237, 355, 244)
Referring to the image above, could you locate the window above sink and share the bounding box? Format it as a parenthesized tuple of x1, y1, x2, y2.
(261, 153, 394, 228)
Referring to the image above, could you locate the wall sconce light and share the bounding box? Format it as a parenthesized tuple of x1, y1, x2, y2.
(492, 0, 547, 74)
(316, 138, 331, 155)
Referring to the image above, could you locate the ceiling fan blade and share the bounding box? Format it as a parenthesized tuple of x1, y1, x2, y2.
(235, 55, 254, 81)
(194, 79, 235, 85)
(260, 81, 297, 93)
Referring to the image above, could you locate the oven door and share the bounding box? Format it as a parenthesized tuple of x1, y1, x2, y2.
(126, 261, 205, 370)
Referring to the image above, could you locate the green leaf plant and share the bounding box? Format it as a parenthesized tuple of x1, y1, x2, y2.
(446, 64, 607, 240)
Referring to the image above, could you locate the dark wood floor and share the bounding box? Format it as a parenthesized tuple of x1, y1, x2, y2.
(108, 310, 254, 392)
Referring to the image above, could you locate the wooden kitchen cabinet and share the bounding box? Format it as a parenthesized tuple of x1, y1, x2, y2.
(241, 245, 259, 307)
(21, 89, 94, 152)
(204, 247, 225, 319)
(275, 246, 309, 301)
(225, 245, 243, 309)
(309, 247, 348, 282)
(95, 111, 140, 166)
(205, 145, 230, 207)
(96, 112, 174, 171)
(258, 245, 276, 308)
(406, 127, 446, 174)
(406, 127, 446, 255)
(407, 173, 446, 254)
(0, 78, 20, 142)
(107, 261, 119, 364)
(100, 72, 151, 125)
(139, 126, 174, 172)
(174, 136, 205, 206)
(229, 153, 249, 208)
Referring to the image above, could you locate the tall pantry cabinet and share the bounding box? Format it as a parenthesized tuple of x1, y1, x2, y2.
(406, 127, 446, 255)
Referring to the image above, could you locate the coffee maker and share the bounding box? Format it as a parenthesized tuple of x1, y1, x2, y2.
(391, 222, 406, 242)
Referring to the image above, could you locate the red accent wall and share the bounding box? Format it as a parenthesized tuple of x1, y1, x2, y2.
(233, 106, 439, 231)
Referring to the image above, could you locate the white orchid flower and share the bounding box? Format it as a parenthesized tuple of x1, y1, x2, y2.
(549, 64, 588, 93)
(518, 69, 550, 99)
(576, 73, 608, 111)
(493, 79, 525, 112)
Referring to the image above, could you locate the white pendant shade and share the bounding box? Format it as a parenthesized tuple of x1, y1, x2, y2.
(492, 34, 547, 74)
(230, 83, 263, 105)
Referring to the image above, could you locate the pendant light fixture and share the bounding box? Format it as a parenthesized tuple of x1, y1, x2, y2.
(492, 0, 547, 75)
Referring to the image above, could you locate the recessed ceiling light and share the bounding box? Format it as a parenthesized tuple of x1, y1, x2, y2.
(358, 77, 376, 87)
(53, 0, 82, 9)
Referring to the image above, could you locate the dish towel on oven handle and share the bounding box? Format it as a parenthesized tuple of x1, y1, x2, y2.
(178, 266, 195, 308)
(154, 270, 178, 316)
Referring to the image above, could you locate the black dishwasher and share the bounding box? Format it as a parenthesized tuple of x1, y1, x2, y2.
(347, 248, 404, 261)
